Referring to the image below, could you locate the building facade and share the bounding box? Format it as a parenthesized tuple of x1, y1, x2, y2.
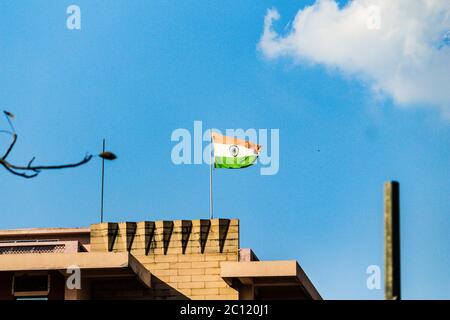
(0, 218, 321, 300)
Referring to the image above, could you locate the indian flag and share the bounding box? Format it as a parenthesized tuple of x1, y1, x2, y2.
(212, 132, 261, 169)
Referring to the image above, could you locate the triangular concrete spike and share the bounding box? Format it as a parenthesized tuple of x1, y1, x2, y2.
(123, 222, 137, 252)
(162, 221, 174, 255)
(181, 220, 193, 254)
(143, 221, 155, 255)
(107, 223, 119, 252)
(199, 220, 211, 254)
(218, 219, 231, 253)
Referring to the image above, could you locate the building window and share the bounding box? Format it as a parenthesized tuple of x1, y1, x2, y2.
(12, 274, 50, 299)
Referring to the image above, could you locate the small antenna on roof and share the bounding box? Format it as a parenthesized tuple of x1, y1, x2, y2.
(100, 139, 105, 223)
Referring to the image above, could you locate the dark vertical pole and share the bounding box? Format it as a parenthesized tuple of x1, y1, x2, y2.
(210, 132, 214, 220)
(100, 139, 105, 223)
(384, 181, 401, 300)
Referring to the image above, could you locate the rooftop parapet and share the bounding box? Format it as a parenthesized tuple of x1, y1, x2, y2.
(90, 219, 239, 256)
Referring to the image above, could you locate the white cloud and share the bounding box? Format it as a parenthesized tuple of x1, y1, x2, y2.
(259, 0, 450, 117)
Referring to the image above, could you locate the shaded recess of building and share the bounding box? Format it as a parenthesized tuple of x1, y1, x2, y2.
(0, 219, 321, 300)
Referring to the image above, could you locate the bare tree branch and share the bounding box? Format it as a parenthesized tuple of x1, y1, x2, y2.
(0, 110, 116, 179)
(0, 160, 39, 179)
(3, 153, 93, 171)
(3, 111, 15, 133)
(2, 133, 17, 160)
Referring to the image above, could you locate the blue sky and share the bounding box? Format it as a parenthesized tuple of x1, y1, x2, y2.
(0, 0, 449, 299)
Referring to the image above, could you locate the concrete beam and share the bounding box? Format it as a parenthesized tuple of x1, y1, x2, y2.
(0, 252, 151, 288)
(220, 261, 321, 300)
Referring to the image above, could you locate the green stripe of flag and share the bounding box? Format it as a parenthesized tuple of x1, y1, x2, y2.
(214, 155, 258, 169)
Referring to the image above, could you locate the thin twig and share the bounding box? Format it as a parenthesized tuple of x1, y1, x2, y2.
(7, 154, 93, 171)
(0, 161, 39, 178)
(2, 133, 17, 160)
(0, 111, 114, 179)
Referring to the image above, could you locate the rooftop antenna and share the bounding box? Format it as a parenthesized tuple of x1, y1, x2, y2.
(100, 139, 105, 223)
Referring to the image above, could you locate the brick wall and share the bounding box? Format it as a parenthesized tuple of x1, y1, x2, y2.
(90, 219, 239, 300)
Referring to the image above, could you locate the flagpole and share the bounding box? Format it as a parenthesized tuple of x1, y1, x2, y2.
(210, 131, 214, 220)
(100, 138, 105, 223)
